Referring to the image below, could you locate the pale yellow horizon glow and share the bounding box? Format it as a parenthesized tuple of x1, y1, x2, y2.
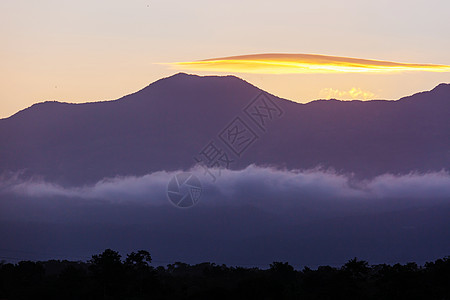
(169, 53, 450, 74)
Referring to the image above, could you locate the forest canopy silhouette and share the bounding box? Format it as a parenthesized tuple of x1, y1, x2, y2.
(0, 249, 449, 299)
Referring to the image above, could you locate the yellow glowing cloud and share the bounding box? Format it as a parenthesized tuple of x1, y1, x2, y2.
(319, 87, 377, 100)
(168, 53, 450, 74)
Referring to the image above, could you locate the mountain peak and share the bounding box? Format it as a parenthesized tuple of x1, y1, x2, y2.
(134, 72, 260, 98)
(431, 82, 450, 92)
(397, 82, 450, 104)
(158, 72, 246, 83)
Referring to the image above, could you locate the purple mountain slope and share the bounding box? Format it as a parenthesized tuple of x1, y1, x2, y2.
(0, 73, 449, 185)
(1, 74, 450, 265)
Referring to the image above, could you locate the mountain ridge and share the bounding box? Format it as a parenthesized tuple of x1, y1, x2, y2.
(0, 73, 449, 185)
(4, 73, 449, 121)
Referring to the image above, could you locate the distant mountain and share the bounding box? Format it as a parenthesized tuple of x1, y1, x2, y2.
(1, 73, 449, 185)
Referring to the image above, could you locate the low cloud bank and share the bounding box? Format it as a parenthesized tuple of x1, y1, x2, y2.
(1, 165, 449, 210)
(1, 165, 449, 266)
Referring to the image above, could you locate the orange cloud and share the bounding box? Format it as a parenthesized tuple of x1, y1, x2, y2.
(319, 87, 377, 100)
(168, 53, 450, 74)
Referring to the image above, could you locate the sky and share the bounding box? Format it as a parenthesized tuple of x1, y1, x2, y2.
(1, 0, 450, 118)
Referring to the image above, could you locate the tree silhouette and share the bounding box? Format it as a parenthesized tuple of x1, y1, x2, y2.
(89, 249, 124, 299)
(124, 250, 154, 297)
(125, 250, 152, 269)
(0, 251, 449, 299)
(342, 257, 370, 279)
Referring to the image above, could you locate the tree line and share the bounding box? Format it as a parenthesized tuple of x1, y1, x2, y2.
(0, 249, 449, 299)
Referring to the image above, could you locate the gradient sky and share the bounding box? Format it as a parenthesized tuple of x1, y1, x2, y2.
(1, 0, 450, 118)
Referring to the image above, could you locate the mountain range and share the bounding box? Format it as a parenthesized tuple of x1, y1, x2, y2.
(1, 73, 449, 265)
(1, 73, 449, 185)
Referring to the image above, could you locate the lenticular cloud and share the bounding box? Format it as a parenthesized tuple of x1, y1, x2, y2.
(170, 53, 450, 74)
